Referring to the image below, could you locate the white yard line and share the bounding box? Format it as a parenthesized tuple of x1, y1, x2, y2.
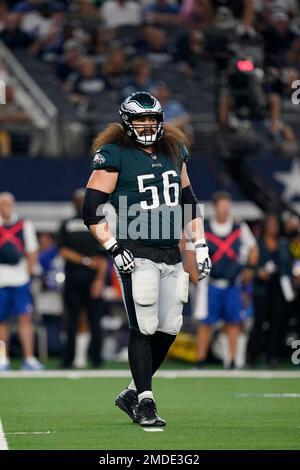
(236, 393, 300, 398)
(143, 428, 164, 432)
(0, 370, 300, 379)
(0, 418, 9, 450)
(5, 431, 54, 435)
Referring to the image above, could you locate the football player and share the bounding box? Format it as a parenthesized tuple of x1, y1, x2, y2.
(82, 91, 211, 426)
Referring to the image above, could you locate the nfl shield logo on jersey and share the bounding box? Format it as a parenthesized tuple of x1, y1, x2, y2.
(94, 152, 106, 165)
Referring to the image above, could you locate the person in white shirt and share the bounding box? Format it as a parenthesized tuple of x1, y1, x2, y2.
(101, 0, 143, 29)
(0, 192, 43, 371)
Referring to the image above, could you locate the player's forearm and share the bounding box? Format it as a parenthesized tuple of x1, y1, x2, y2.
(185, 217, 205, 244)
(89, 222, 114, 247)
(181, 163, 205, 243)
(183, 248, 199, 286)
(89, 222, 135, 273)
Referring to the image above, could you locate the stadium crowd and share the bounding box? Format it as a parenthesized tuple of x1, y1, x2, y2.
(1, 0, 300, 156)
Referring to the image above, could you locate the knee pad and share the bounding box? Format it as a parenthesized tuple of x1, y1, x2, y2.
(138, 319, 158, 336)
(158, 270, 189, 335)
(159, 315, 183, 336)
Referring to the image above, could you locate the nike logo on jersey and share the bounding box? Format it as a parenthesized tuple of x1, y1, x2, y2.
(152, 163, 162, 168)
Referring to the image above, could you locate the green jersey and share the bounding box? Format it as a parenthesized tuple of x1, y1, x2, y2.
(93, 143, 188, 248)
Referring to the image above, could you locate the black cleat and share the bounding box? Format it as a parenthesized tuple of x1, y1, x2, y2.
(136, 398, 166, 427)
(115, 388, 138, 423)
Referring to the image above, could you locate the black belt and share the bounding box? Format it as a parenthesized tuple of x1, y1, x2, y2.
(119, 240, 181, 265)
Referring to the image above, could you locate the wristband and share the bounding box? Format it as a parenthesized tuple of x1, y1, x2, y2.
(194, 238, 207, 248)
(103, 237, 118, 251)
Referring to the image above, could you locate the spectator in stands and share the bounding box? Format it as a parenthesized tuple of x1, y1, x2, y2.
(0, 1, 9, 32)
(0, 65, 10, 157)
(102, 47, 128, 90)
(58, 188, 108, 369)
(218, 57, 298, 155)
(19, 2, 53, 40)
(12, 0, 40, 13)
(265, 66, 300, 114)
(261, 11, 296, 69)
(0, 11, 33, 49)
(180, 0, 211, 26)
(89, 28, 115, 66)
(56, 39, 84, 83)
(121, 58, 156, 99)
(67, 0, 99, 30)
(176, 28, 207, 77)
(133, 23, 154, 51)
(204, 0, 255, 35)
(255, 0, 299, 30)
(0, 78, 32, 157)
(101, 0, 142, 29)
(135, 26, 175, 68)
(0, 192, 44, 371)
(144, 0, 180, 25)
(29, 6, 67, 62)
(68, 57, 110, 110)
(151, 81, 194, 145)
(263, 67, 299, 150)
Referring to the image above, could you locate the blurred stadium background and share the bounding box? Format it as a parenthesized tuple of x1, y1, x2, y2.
(1, 0, 300, 450)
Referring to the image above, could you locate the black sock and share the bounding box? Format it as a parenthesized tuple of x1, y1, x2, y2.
(128, 328, 152, 394)
(151, 331, 176, 375)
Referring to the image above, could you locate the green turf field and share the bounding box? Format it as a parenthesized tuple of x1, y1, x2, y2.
(1, 375, 300, 450)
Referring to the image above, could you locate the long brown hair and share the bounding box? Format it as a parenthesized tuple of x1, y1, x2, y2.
(92, 123, 189, 163)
